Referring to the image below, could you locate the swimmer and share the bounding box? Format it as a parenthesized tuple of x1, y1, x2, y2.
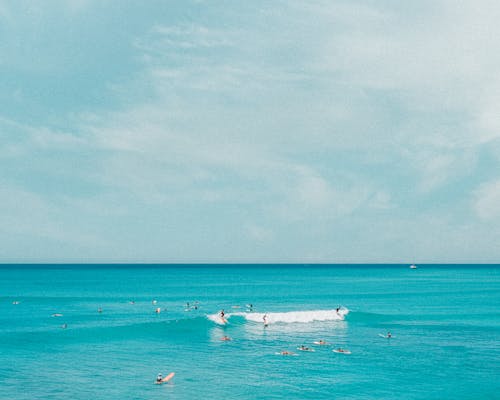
(220, 336, 231, 341)
(155, 307, 161, 314)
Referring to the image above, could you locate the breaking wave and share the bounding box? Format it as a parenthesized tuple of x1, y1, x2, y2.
(207, 308, 348, 325)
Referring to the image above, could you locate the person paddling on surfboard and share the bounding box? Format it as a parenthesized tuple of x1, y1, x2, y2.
(155, 372, 175, 384)
(387, 331, 392, 338)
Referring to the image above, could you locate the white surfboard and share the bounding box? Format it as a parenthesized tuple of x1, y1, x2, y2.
(332, 349, 351, 354)
(378, 334, 393, 339)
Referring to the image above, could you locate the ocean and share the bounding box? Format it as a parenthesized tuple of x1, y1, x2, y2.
(0, 264, 499, 399)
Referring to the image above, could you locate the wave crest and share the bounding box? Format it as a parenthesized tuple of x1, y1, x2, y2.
(207, 308, 348, 325)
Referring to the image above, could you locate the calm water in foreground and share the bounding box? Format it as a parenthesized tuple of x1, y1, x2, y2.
(1, 265, 499, 399)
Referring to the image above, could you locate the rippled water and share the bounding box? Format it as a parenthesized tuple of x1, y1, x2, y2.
(1, 265, 499, 399)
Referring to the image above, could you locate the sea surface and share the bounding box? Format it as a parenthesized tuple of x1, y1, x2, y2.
(1, 264, 499, 399)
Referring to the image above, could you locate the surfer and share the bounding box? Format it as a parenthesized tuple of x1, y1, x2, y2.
(334, 348, 350, 354)
(316, 340, 327, 345)
(155, 307, 161, 314)
(220, 336, 231, 341)
(387, 331, 392, 338)
(280, 351, 294, 355)
(299, 345, 312, 351)
(98, 307, 102, 313)
(155, 372, 175, 384)
(336, 306, 340, 313)
(219, 309, 227, 323)
(61, 323, 67, 329)
(263, 314, 268, 327)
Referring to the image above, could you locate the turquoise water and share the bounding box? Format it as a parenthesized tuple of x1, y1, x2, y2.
(1, 265, 499, 399)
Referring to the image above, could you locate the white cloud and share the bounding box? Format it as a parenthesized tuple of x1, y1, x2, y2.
(474, 179, 500, 220)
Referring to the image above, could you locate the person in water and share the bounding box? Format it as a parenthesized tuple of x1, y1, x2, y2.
(317, 340, 327, 345)
(336, 307, 340, 313)
(263, 314, 268, 326)
(387, 331, 392, 338)
(220, 336, 231, 341)
(156, 373, 163, 384)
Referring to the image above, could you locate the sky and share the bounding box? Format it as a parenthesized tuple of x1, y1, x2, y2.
(1, 0, 500, 263)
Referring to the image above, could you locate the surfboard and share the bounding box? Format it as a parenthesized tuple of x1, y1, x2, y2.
(161, 372, 175, 383)
(297, 347, 315, 352)
(313, 341, 329, 345)
(332, 349, 351, 354)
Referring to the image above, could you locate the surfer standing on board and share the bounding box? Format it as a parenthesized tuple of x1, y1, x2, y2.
(219, 309, 226, 323)
(263, 314, 268, 327)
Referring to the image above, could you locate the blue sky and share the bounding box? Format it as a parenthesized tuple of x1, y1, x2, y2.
(1, 0, 500, 263)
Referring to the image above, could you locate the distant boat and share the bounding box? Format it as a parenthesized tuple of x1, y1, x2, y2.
(409, 264, 417, 269)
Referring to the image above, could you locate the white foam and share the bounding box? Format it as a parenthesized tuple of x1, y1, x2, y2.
(206, 313, 228, 325)
(207, 308, 348, 325)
